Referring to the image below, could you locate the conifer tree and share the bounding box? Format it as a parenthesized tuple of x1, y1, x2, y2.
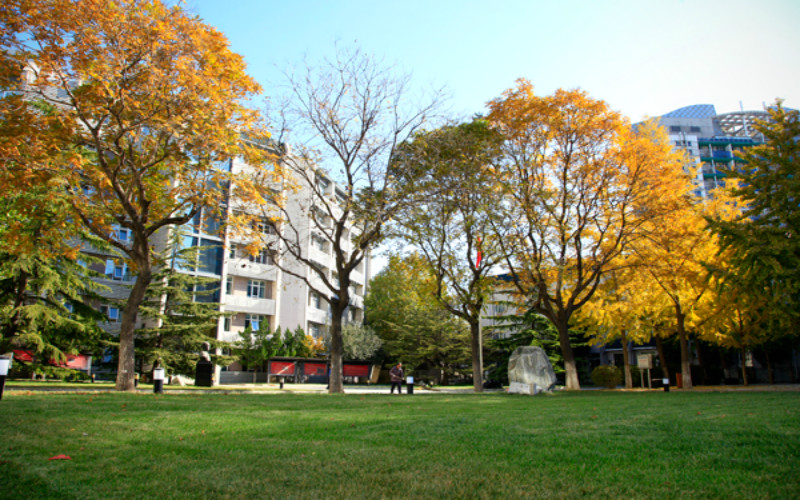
(708, 101, 800, 333)
(134, 234, 231, 377)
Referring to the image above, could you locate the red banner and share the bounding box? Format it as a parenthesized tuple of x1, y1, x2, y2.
(303, 362, 327, 376)
(342, 364, 369, 377)
(13, 350, 90, 370)
(269, 361, 296, 376)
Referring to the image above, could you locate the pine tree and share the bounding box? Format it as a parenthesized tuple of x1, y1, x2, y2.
(135, 234, 231, 377)
(0, 183, 107, 372)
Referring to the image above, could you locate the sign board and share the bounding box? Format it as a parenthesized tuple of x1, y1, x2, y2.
(636, 354, 653, 370)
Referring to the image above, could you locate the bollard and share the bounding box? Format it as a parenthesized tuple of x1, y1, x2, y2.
(279, 376, 284, 389)
(406, 376, 414, 395)
(153, 367, 165, 394)
(662, 377, 670, 392)
(0, 358, 10, 401)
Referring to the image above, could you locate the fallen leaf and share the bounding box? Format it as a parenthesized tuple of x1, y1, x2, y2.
(48, 454, 71, 461)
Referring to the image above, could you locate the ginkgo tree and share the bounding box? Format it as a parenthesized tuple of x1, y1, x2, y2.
(0, 0, 274, 391)
(487, 82, 689, 390)
(623, 192, 738, 389)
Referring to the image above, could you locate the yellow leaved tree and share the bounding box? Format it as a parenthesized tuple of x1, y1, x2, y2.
(487, 81, 689, 390)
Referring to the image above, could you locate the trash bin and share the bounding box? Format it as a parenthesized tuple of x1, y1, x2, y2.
(675, 373, 683, 389)
(406, 376, 414, 395)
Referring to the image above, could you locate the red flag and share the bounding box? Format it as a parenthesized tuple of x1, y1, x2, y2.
(475, 237, 482, 269)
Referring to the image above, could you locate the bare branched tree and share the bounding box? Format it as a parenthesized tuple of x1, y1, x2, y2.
(260, 46, 443, 393)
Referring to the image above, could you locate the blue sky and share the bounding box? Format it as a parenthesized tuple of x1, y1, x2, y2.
(187, 0, 800, 122)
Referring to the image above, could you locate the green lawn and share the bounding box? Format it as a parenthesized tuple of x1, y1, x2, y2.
(0, 390, 798, 500)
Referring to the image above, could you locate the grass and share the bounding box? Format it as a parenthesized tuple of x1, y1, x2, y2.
(0, 390, 798, 500)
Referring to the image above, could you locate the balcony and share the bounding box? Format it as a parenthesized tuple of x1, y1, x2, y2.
(222, 295, 276, 315)
(226, 260, 278, 281)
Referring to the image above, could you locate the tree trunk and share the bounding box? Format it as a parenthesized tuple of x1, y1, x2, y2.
(765, 349, 774, 385)
(470, 320, 483, 393)
(740, 347, 749, 386)
(675, 306, 693, 389)
(556, 320, 580, 390)
(656, 336, 669, 385)
(621, 330, 632, 389)
(328, 303, 345, 394)
(115, 265, 152, 392)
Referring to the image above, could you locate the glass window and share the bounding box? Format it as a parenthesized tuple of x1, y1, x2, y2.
(226, 276, 233, 295)
(100, 305, 120, 323)
(247, 279, 265, 299)
(223, 317, 231, 332)
(194, 281, 220, 303)
(198, 239, 223, 275)
(249, 248, 273, 265)
(245, 314, 265, 331)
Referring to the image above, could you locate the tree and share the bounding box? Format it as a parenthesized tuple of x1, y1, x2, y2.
(392, 119, 506, 391)
(234, 322, 280, 384)
(263, 46, 442, 393)
(134, 234, 231, 377)
(365, 254, 471, 385)
(0, 0, 273, 390)
(487, 82, 689, 390)
(0, 177, 107, 368)
(708, 101, 800, 334)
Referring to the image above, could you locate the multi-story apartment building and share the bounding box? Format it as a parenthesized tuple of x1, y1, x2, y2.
(655, 104, 767, 198)
(214, 155, 371, 383)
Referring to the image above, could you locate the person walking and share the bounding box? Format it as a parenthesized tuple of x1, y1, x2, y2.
(390, 362, 404, 394)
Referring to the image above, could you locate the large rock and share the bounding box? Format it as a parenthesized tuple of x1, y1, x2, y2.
(507, 346, 557, 394)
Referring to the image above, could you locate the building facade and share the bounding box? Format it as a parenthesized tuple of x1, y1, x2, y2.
(655, 104, 767, 198)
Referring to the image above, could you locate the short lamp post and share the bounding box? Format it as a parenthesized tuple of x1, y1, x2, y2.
(153, 367, 165, 394)
(662, 377, 670, 392)
(0, 358, 10, 401)
(406, 375, 414, 395)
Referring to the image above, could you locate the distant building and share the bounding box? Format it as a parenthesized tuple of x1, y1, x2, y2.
(654, 104, 767, 198)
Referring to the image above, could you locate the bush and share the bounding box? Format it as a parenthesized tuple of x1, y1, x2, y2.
(591, 365, 622, 389)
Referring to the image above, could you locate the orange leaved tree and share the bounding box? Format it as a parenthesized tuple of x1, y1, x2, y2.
(487, 81, 688, 390)
(0, 0, 273, 391)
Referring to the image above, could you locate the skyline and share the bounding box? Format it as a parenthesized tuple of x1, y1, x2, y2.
(187, 0, 800, 123)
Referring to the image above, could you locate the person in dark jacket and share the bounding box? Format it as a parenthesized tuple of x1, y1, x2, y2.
(389, 362, 404, 394)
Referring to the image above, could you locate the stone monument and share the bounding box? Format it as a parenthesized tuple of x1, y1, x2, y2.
(507, 346, 557, 394)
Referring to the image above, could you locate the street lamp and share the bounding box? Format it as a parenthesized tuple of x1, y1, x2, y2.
(153, 367, 165, 394)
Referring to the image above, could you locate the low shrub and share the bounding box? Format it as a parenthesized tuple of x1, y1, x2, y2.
(591, 365, 622, 389)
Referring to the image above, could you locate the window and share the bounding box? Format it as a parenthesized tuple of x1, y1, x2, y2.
(115, 227, 132, 243)
(309, 322, 321, 338)
(247, 279, 266, 299)
(105, 259, 130, 281)
(249, 248, 273, 265)
(689, 126, 701, 133)
(245, 314, 265, 331)
(198, 239, 223, 275)
(252, 220, 276, 235)
(229, 244, 237, 259)
(99, 305, 120, 323)
(310, 291, 322, 309)
(669, 125, 681, 132)
(311, 234, 327, 252)
(223, 317, 231, 332)
(226, 276, 233, 295)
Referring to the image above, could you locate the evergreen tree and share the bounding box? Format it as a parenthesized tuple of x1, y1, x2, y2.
(135, 235, 231, 377)
(0, 184, 107, 372)
(708, 101, 800, 334)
